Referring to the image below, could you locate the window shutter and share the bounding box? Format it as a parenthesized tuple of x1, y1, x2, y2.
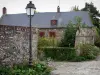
(39, 32, 45, 37)
(49, 31, 56, 37)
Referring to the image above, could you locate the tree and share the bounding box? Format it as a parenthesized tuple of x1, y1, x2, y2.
(59, 17, 87, 47)
(81, 2, 100, 28)
(59, 21, 77, 47)
(71, 6, 79, 11)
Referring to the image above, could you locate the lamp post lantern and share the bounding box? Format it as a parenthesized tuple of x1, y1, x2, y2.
(26, 1, 36, 66)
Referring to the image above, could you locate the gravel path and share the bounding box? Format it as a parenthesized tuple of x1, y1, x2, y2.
(49, 60, 100, 75)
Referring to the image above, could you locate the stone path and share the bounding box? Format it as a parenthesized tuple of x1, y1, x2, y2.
(49, 60, 100, 75)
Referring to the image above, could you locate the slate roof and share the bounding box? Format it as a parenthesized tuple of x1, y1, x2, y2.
(0, 11, 93, 28)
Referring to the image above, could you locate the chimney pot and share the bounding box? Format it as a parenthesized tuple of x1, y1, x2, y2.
(57, 6, 60, 13)
(3, 7, 7, 15)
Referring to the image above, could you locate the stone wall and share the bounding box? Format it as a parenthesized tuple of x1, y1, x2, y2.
(75, 28, 96, 46)
(75, 27, 96, 55)
(0, 25, 38, 66)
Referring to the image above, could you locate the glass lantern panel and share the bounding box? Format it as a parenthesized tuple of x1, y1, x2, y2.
(26, 8, 35, 16)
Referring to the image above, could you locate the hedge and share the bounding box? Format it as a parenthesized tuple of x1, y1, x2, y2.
(39, 47, 76, 61)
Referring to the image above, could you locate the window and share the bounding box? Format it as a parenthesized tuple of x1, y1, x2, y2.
(39, 32, 45, 37)
(49, 31, 56, 37)
(51, 20, 57, 26)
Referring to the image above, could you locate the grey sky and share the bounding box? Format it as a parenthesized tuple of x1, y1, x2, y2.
(0, 0, 100, 16)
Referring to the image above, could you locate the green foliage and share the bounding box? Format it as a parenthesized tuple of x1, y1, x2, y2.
(59, 21, 77, 47)
(72, 56, 86, 62)
(11, 64, 35, 75)
(79, 43, 100, 60)
(95, 37, 100, 47)
(39, 45, 100, 62)
(94, 27, 100, 47)
(96, 27, 100, 35)
(38, 37, 58, 47)
(39, 47, 76, 61)
(59, 17, 88, 47)
(0, 66, 12, 75)
(75, 16, 88, 27)
(0, 63, 51, 75)
(71, 43, 100, 62)
(71, 5, 79, 11)
(38, 37, 50, 47)
(32, 62, 51, 75)
(81, 2, 100, 28)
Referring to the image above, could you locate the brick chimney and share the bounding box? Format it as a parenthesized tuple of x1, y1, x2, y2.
(57, 6, 60, 13)
(3, 7, 7, 15)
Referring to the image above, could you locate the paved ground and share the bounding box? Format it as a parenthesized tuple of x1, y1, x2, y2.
(49, 59, 100, 75)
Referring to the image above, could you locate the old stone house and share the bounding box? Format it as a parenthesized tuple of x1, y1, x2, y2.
(0, 3, 94, 65)
(0, 5, 93, 39)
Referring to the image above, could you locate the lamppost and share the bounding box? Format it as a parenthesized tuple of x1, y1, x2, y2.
(26, 1, 36, 66)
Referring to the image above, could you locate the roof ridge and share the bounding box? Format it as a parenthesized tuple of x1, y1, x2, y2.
(5, 11, 88, 15)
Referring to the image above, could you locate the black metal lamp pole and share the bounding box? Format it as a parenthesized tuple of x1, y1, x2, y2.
(29, 8, 32, 66)
(26, 1, 36, 66)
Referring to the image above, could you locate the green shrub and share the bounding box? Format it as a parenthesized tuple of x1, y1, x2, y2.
(94, 27, 100, 47)
(95, 37, 100, 47)
(59, 22, 77, 47)
(71, 43, 100, 62)
(12, 63, 51, 75)
(38, 37, 50, 47)
(39, 47, 76, 61)
(71, 56, 86, 62)
(38, 37, 58, 47)
(33, 62, 51, 75)
(79, 43, 100, 60)
(59, 17, 88, 47)
(12, 64, 36, 75)
(0, 62, 51, 75)
(39, 45, 100, 61)
(0, 66, 12, 75)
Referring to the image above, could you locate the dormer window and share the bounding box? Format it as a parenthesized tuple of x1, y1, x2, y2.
(51, 20, 57, 26)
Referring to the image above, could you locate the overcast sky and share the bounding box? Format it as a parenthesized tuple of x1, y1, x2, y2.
(0, 0, 100, 16)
